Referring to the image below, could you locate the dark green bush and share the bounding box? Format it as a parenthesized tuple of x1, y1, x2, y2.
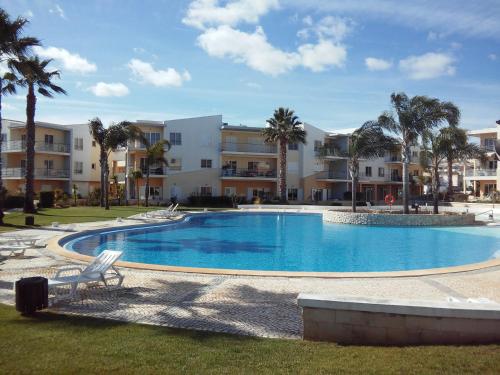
(187, 195, 233, 207)
(343, 191, 365, 201)
(39, 191, 55, 208)
(4, 195, 24, 209)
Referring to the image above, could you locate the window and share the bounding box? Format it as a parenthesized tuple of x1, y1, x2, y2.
(288, 188, 298, 201)
(74, 161, 83, 174)
(0, 133, 6, 142)
(378, 167, 385, 177)
(224, 187, 236, 196)
(412, 150, 419, 158)
(91, 163, 96, 170)
(488, 160, 498, 170)
(44, 134, 54, 144)
(169, 158, 182, 170)
(170, 132, 182, 145)
(201, 159, 212, 168)
(365, 166, 372, 177)
(74, 137, 83, 150)
(92, 140, 96, 147)
(314, 140, 322, 152)
(484, 138, 496, 150)
(288, 143, 298, 150)
(141, 132, 161, 147)
(200, 186, 212, 196)
(412, 170, 419, 176)
(20, 159, 26, 170)
(248, 161, 259, 170)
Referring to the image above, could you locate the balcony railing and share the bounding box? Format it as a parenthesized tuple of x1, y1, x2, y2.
(221, 142, 277, 154)
(2, 168, 70, 178)
(2, 140, 70, 153)
(140, 167, 167, 176)
(465, 169, 497, 177)
(221, 168, 277, 178)
(315, 146, 347, 158)
(316, 171, 349, 180)
(481, 144, 496, 152)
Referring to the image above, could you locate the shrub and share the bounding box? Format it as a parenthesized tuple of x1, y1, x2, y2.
(343, 191, 365, 201)
(186, 195, 233, 207)
(39, 191, 55, 208)
(330, 202, 342, 206)
(4, 195, 25, 209)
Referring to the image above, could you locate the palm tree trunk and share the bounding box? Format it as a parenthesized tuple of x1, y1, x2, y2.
(99, 149, 106, 207)
(447, 157, 453, 199)
(136, 178, 140, 207)
(104, 160, 110, 210)
(145, 168, 150, 207)
(24, 85, 36, 214)
(0, 78, 5, 224)
(351, 175, 358, 213)
(402, 146, 410, 214)
(432, 163, 440, 214)
(279, 139, 287, 202)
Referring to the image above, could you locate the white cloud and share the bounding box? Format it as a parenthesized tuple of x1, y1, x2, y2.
(298, 40, 346, 71)
(24, 10, 34, 19)
(33, 46, 97, 74)
(246, 82, 262, 89)
(489, 53, 497, 61)
(365, 57, 392, 71)
(88, 82, 130, 97)
(133, 47, 146, 54)
(399, 52, 455, 80)
(298, 15, 353, 42)
(127, 59, 191, 87)
(182, 0, 279, 29)
(49, 4, 66, 19)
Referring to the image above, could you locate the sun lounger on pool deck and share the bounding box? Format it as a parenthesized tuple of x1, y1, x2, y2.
(48, 250, 124, 300)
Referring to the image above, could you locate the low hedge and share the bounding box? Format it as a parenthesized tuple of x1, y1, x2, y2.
(4, 195, 24, 209)
(39, 191, 55, 208)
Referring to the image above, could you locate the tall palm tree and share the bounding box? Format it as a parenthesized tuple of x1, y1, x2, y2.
(130, 169, 143, 207)
(348, 121, 395, 212)
(9, 57, 66, 213)
(0, 9, 40, 223)
(133, 134, 170, 207)
(262, 107, 306, 202)
(378, 93, 460, 214)
(440, 126, 484, 198)
(89, 118, 135, 210)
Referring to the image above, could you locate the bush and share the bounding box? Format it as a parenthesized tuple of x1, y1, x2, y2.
(186, 195, 233, 207)
(330, 202, 342, 206)
(343, 191, 364, 201)
(4, 195, 24, 209)
(39, 191, 55, 208)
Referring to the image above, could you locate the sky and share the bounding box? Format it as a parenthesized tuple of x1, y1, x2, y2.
(0, 0, 499, 131)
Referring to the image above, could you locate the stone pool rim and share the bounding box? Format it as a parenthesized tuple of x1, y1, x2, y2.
(48, 211, 500, 279)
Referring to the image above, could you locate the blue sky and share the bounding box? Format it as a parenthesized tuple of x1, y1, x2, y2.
(1, 0, 499, 131)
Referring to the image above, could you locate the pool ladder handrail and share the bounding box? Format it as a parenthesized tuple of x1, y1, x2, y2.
(474, 209, 494, 220)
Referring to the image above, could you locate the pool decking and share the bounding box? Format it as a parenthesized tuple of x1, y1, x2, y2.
(1, 214, 499, 339)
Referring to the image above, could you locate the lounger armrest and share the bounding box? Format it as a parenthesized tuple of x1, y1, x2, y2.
(55, 266, 83, 278)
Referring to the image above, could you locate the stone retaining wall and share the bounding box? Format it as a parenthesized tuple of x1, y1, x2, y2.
(323, 210, 476, 226)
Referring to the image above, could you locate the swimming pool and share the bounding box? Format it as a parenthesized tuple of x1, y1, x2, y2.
(62, 212, 500, 273)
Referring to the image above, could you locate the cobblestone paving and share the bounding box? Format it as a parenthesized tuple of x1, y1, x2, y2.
(1, 217, 499, 339)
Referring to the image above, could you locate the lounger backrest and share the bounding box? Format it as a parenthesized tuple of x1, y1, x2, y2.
(83, 250, 122, 274)
(171, 203, 179, 213)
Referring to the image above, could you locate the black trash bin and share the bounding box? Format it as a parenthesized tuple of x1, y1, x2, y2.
(15, 277, 48, 315)
(25, 216, 35, 226)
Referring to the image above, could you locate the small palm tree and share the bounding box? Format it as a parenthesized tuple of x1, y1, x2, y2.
(263, 107, 306, 202)
(378, 93, 460, 214)
(135, 137, 170, 207)
(348, 121, 395, 212)
(9, 57, 66, 213)
(130, 169, 143, 207)
(0, 9, 39, 223)
(439, 126, 484, 198)
(89, 118, 135, 210)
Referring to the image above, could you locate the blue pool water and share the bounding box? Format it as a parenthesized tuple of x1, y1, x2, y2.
(62, 212, 500, 272)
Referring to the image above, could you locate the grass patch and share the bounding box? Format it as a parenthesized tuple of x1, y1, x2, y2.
(0, 304, 499, 374)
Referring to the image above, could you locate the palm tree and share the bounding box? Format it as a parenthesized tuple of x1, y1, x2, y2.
(0, 9, 40, 223)
(9, 57, 66, 213)
(348, 122, 395, 212)
(378, 93, 460, 214)
(133, 134, 170, 207)
(88, 118, 135, 210)
(130, 169, 143, 207)
(440, 126, 484, 198)
(263, 107, 306, 202)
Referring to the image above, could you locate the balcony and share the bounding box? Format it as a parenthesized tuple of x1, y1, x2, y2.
(2, 168, 70, 179)
(316, 171, 349, 180)
(221, 168, 277, 179)
(3, 140, 70, 153)
(465, 169, 497, 178)
(140, 167, 167, 176)
(221, 142, 277, 154)
(315, 146, 347, 158)
(481, 144, 496, 152)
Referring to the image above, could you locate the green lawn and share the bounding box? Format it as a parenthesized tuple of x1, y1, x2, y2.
(0, 206, 164, 233)
(0, 305, 499, 374)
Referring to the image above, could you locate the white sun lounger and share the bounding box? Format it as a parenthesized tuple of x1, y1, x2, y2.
(162, 203, 179, 218)
(0, 244, 30, 257)
(48, 250, 124, 300)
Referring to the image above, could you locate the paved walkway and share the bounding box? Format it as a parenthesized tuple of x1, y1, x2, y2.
(1, 216, 499, 339)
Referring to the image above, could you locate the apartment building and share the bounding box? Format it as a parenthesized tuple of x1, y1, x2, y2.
(464, 124, 499, 196)
(1, 119, 72, 194)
